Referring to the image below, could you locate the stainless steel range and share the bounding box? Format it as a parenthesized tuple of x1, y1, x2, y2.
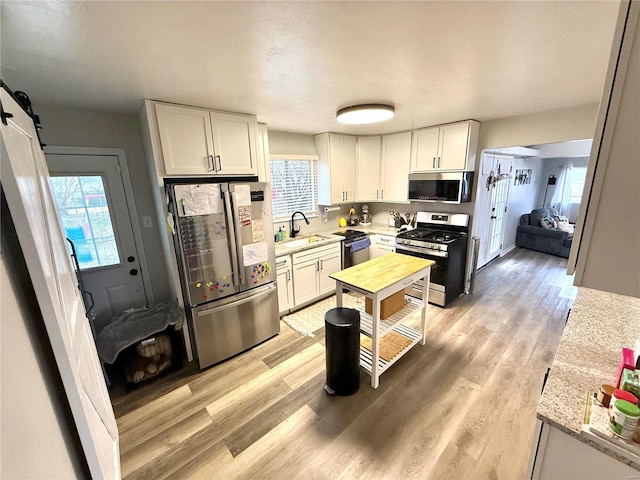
(395, 212, 469, 307)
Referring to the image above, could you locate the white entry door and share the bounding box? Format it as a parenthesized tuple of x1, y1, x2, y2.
(46, 152, 148, 334)
(1, 89, 119, 478)
(487, 158, 513, 263)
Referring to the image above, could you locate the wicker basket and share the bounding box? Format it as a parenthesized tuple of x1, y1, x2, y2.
(125, 334, 173, 384)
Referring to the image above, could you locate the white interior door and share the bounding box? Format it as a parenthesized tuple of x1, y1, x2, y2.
(46, 153, 148, 335)
(1, 88, 119, 478)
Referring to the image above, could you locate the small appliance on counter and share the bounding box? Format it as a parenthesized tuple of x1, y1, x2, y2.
(360, 205, 371, 225)
(348, 207, 359, 226)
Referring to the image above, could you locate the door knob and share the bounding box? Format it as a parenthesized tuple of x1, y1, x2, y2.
(129, 269, 139, 276)
(127, 256, 135, 263)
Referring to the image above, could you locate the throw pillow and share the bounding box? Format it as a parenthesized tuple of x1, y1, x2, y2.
(530, 209, 548, 227)
(554, 215, 574, 234)
(540, 215, 556, 229)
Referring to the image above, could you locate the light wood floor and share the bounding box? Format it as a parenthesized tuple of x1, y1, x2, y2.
(112, 247, 577, 479)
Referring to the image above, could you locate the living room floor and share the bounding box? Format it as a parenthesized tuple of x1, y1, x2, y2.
(111, 247, 577, 479)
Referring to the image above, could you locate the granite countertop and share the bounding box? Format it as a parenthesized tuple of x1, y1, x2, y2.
(274, 233, 343, 257)
(274, 224, 401, 256)
(537, 287, 640, 468)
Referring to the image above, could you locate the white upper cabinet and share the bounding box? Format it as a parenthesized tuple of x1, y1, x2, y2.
(380, 131, 412, 203)
(355, 133, 411, 203)
(411, 120, 480, 172)
(209, 111, 257, 175)
(356, 135, 382, 202)
(255, 123, 270, 183)
(316, 133, 357, 205)
(153, 101, 257, 176)
(155, 103, 214, 175)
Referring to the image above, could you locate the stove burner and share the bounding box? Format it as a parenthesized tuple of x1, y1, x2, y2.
(397, 228, 462, 244)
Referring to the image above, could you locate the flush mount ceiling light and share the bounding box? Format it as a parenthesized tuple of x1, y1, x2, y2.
(336, 104, 395, 124)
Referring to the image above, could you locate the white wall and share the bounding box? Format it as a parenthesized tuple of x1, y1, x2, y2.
(268, 130, 317, 156)
(477, 103, 599, 153)
(503, 156, 544, 251)
(1, 200, 86, 479)
(36, 105, 171, 303)
(531, 139, 593, 158)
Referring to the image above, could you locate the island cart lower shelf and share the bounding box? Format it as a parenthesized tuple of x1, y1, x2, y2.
(359, 323, 422, 376)
(330, 252, 435, 388)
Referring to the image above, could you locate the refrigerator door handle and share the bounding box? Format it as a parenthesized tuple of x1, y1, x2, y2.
(224, 189, 241, 287)
(228, 189, 246, 288)
(196, 284, 276, 316)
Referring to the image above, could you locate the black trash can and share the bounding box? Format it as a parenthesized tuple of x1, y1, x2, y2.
(324, 307, 360, 396)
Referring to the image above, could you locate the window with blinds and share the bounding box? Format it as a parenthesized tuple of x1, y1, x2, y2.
(269, 155, 318, 220)
(570, 167, 587, 203)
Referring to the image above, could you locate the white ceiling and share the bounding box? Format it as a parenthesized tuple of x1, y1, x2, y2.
(0, 1, 619, 135)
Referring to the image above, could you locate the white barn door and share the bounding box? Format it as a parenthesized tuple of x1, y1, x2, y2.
(0, 89, 119, 478)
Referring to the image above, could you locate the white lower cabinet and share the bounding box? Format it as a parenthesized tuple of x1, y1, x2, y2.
(275, 255, 293, 315)
(529, 422, 637, 479)
(292, 243, 341, 308)
(371, 234, 396, 258)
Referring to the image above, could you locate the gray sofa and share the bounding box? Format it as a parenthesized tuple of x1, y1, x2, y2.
(516, 208, 573, 258)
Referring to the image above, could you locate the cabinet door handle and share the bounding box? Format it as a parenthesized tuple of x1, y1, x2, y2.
(316, 260, 320, 271)
(376, 190, 379, 199)
(215, 155, 221, 172)
(208, 155, 215, 172)
(320, 259, 324, 270)
(432, 157, 436, 169)
(286, 271, 290, 282)
(381, 189, 384, 200)
(437, 156, 441, 168)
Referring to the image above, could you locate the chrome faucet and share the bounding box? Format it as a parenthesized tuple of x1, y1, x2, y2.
(290, 211, 310, 238)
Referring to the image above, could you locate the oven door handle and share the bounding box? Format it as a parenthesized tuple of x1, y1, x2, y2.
(396, 245, 448, 258)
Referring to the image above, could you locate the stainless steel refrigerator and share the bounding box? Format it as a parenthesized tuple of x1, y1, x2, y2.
(167, 181, 279, 369)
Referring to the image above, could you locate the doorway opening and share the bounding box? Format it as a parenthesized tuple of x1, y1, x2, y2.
(472, 139, 592, 270)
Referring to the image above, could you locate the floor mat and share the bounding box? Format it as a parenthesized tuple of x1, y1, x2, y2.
(282, 293, 363, 337)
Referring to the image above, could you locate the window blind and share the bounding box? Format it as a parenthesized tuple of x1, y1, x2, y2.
(269, 157, 318, 219)
(569, 167, 587, 203)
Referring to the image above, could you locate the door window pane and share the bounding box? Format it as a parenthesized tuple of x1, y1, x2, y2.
(50, 175, 120, 269)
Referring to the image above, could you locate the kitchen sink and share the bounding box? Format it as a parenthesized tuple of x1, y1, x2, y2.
(280, 234, 333, 249)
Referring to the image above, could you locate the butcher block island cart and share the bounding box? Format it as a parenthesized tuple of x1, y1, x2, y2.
(330, 253, 434, 388)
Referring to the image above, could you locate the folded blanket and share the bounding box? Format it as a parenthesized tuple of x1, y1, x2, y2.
(349, 236, 371, 253)
(96, 299, 184, 364)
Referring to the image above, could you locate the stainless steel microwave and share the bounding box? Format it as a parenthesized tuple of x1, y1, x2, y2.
(408, 171, 474, 203)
